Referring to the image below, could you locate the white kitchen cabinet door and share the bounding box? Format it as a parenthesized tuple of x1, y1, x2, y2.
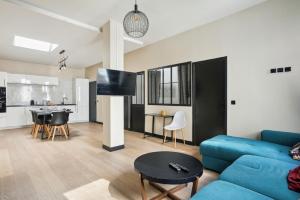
(76, 105, 89, 122)
(6, 107, 27, 128)
(0, 115, 7, 128)
(73, 78, 89, 122)
(7, 73, 58, 86)
(0, 72, 7, 87)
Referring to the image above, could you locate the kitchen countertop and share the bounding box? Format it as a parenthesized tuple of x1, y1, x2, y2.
(7, 104, 76, 107)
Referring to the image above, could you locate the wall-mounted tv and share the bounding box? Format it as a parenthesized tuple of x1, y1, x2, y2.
(97, 68, 137, 96)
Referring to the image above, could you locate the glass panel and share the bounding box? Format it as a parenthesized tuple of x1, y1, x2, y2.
(132, 94, 136, 104)
(148, 62, 191, 106)
(141, 74, 144, 104)
(164, 67, 171, 83)
(164, 83, 171, 104)
(136, 74, 142, 104)
(172, 66, 179, 83)
(149, 70, 155, 104)
(158, 83, 163, 104)
(155, 69, 163, 104)
(172, 83, 180, 104)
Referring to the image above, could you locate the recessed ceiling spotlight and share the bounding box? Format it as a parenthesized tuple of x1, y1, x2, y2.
(14, 35, 58, 52)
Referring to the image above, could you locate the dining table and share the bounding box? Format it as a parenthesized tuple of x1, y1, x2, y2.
(30, 109, 73, 140)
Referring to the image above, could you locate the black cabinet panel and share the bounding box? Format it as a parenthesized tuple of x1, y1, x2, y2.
(89, 81, 97, 122)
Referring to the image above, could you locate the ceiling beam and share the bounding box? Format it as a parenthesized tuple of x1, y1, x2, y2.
(4, 0, 144, 45)
(4, 0, 100, 32)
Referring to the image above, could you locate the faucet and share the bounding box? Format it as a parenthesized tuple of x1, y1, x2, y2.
(62, 96, 68, 105)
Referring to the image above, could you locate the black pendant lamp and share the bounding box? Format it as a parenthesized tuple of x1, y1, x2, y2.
(58, 50, 68, 71)
(123, 0, 149, 38)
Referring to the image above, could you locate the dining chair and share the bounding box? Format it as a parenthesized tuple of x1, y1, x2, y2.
(30, 110, 36, 135)
(65, 111, 70, 136)
(163, 111, 186, 148)
(48, 111, 68, 141)
(33, 112, 51, 139)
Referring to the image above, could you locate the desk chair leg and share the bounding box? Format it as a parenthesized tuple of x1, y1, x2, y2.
(174, 130, 177, 148)
(181, 129, 185, 144)
(163, 129, 167, 143)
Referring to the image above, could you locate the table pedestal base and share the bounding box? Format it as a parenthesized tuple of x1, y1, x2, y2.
(140, 176, 199, 200)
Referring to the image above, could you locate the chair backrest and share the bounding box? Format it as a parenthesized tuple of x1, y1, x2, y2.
(32, 111, 44, 125)
(30, 110, 35, 123)
(65, 112, 69, 121)
(170, 111, 186, 129)
(50, 111, 67, 125)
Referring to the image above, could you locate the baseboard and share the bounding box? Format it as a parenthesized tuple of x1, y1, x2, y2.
(102, 144, 125, 152)
(144, 132, 194, 146)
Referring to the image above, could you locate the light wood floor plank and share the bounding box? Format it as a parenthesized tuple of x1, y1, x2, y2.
(0, 123, 218, 200)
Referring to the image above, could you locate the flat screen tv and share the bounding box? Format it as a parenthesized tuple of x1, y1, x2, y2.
(97, 68, 137, 96)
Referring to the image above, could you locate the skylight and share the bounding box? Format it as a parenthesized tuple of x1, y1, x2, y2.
(14, 35, 58, 52)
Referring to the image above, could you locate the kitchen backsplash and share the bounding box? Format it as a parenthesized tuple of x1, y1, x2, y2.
(7, 79, 73, 105)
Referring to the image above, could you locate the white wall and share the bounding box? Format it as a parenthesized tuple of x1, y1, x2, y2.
(0, 59, 85, 79)
(125, 0, 300, 141)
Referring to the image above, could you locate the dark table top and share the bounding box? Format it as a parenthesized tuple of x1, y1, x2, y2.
(30, 109, 73, 116)
(134, 151, 203, 184)
(7, 104, 76, 107)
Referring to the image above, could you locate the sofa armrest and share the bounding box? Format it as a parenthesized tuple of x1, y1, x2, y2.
(261, 130, 300, 147)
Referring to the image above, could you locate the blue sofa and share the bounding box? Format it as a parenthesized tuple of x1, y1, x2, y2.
(192, 130, 300, 200)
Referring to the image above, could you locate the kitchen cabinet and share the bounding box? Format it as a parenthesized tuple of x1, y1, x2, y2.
(7, 73, 58, 85)
(73, 78, 89, 122)
(6, 107, 27, 128)
(0, 72, 7, 87)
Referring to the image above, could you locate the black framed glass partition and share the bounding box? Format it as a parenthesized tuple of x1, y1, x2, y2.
(148, 62, 191, 106)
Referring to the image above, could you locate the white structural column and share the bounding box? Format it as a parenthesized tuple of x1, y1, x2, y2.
(101, 19, 125, 151)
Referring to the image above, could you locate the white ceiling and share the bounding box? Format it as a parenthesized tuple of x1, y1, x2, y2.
(0, 0, 266, 68)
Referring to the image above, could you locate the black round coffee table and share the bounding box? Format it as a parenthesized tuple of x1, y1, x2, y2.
(134, 151, 203, 200)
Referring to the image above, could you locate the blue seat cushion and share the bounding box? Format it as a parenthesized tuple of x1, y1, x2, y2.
(191, 180, 273, 200)
(200, 135, 299, 165)
(220, 155, 300, 200)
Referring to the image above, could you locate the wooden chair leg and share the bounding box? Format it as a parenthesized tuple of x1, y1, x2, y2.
(34, 125, 40, 138)
(174, 130, 177, 148)
(181, 129, 185, 144)
(44, 125, 51, 138)
(61, 126, 68, 140)
(31, 124, 35, 135)
(52, 127, 57, 141)
(66, 124, 70, 136)
(48, 126, 53, 140)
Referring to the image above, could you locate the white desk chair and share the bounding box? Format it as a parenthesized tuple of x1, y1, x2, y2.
(163, 111, 186, 148)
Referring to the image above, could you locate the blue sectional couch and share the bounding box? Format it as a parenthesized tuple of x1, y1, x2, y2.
(192, 130, 300, 200)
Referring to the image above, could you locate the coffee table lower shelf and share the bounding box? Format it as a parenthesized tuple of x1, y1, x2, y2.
(140, 175, 199, 200)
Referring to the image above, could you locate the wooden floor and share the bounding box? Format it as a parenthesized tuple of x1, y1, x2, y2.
(0, 123, 218, 200)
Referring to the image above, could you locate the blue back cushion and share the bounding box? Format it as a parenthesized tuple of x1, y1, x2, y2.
(200, 135, 299, 164)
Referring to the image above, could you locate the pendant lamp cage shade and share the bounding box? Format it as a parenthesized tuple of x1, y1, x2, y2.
(123, 0, 149, 38)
